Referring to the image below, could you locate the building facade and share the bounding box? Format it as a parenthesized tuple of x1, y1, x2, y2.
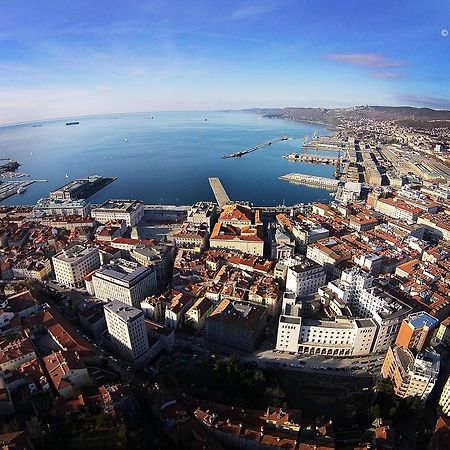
(52, 245, 101, 288)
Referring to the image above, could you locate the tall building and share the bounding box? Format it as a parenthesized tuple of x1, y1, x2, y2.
(439, 374, 450, 416)
(92, 199, 144, 226)
(285, 258, 326, 298)
(395, 312, 439, 352)
(331, 269, 412, 353)
(382, 346, 440, 402)
(89, 259, 157, 308)
(52, 245, 100, 287)
(104, 300, 149, 365)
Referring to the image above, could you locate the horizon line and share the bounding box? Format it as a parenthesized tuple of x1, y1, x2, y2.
(1, 103, 449, 128)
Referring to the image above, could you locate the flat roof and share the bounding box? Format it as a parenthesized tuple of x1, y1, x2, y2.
(104, 300, 142, 321)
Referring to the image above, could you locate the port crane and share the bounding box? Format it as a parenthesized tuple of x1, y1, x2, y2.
(222, 136, 291, 159)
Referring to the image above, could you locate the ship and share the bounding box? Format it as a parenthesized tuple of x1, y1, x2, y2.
(33, 124, 42, 128)
(66, 121, 80, 126)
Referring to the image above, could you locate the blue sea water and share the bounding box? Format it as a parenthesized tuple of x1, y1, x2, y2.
(0, 111, 335, 206)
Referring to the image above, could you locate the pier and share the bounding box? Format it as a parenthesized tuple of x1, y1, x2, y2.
(279, 173, 340, 190)
(208, 177, 231, 207)
(283, 154, 339, 165)
(222, 136, 290, 159)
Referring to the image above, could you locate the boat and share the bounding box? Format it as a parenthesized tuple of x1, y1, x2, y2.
(33, 124, 42, 128)
(66, 121, 80, 126)
(17, 186, 26, 194)
(124, 138, 128, 143)
(65, 174, 69, 179)
(204, 118, 208, 122)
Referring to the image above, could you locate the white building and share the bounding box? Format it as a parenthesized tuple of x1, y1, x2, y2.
(90, 259, 157, 308)
(439, 374, 450, 416)
(276, 268, 411, 357)
(187, 202, 217, 232)
(382, 347, 440, 402)
(52, 245, 100, 288)
(331, 269, 412, 353)
(104, 300, 150, 365)
(92, 199, 144, 226)
(286, 259, 326, 298)
(276, 315, 377, 357)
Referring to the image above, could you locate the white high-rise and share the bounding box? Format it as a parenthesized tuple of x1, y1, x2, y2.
(104, 300, 149, 364)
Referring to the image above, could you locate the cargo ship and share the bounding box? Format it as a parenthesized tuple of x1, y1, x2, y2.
(66, 121, 80, 126)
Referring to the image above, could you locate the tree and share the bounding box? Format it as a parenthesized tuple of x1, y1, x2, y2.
(373, 377, 393, 395)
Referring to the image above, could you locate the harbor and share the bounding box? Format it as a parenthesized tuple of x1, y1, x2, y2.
(283, 153, 339, 165)
(0, 179, 48, 201)
(279, 173, 341, 190)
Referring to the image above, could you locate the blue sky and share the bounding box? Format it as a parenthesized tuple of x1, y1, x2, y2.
(1, 0, 450, 123)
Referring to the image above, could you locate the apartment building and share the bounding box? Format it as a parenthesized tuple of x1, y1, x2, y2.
(52, 244, 100, 287)
(104, 300, 150, 365)
(90, 259, 157, 308)
(285, 258, 326, 298)
(439, 374, 450, 416)
(382, 346, 440, 401)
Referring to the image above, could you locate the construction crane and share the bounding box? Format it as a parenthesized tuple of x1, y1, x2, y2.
(222, 136, 291, 159)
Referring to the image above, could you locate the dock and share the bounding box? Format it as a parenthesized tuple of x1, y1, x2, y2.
(283, 154, 339, 165)
(208, 177, 231, 207)
(0, 179, 48, 201)
(279, 173, 340, 190)
(222, 136, 290, 159)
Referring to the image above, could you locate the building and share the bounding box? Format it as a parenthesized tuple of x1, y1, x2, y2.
(33, 198, 91, 218)
(187, 202, 217, 232)
(418, 213, 450, 241)
(104, 301, 150, 366)
(331, 269, 412, 353)
(205, 299, 267, 352)
(373, 196, 422, 223)
(395, 312, 439, 352)
(184, 296, 215, 330)
(381, 346, 440, 401)
(436, 316, 450, 347)
(276, 314, 378, 357)
(52, 244, 100, 288)
(43, 350, 92, 400)
(92, 199, 144, 226)
(429, 416, 450, 450)
(50, 175, 112, 201)
(0, 337, 36, 372)
(89, 259, 157, 308)
(209, 204, 264, 256)
(439, 374, 450, 416)
(285, 259, 326, 298)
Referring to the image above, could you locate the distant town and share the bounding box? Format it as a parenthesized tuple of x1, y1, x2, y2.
(1, 112, 450, 449)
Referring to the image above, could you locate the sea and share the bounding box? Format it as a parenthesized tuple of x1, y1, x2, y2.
(0, 111, 336, 207)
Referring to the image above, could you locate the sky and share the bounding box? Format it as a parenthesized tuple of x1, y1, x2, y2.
(1, 0, 450, 124)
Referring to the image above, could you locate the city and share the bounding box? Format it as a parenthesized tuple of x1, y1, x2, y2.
(1, 109, 450, 448)
(1, 1, 450, 449)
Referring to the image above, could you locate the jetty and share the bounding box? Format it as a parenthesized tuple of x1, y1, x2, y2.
(208, 177, 231, 207)
(222, 136, 290, 159)
(279, 173, 341, 190)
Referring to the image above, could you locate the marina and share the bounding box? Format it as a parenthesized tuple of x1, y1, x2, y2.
(279, 173, 341, 190)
